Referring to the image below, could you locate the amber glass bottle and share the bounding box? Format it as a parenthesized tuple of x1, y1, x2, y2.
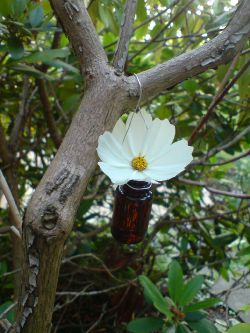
(111, 180, 153, 244)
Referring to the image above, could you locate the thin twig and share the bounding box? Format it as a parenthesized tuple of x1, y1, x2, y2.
(86, 303, 107, 333)
(56, 281, 132, 296)
(113, 0, 138, 73)
(83, 175, 106, 200)
(129, 0, 195, 61)
(62, 253, 120, 281)
(178, 177, 250, 199)
(204, 149, 250, 166)
(9, 76, 30, 152)
(79, 223, 111, 238)
(36, 79, 62, 148)
(134, 0, 180, 31)
(189, 56, 249, 144)
(192, 125, 250, 165)
(0, 170, 22, 238)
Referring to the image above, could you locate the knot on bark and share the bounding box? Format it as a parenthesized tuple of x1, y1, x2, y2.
(42, 205, 58, 230)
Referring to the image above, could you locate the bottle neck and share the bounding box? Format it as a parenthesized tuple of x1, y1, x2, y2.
(120, 180, 152, 198)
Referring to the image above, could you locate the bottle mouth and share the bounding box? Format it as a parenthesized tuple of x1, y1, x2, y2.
(126, 180, 152, 190)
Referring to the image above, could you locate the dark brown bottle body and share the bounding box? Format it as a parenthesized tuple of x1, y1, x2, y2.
(111, 180, 153, 244)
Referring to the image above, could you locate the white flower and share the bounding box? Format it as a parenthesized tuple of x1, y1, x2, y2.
(97, 110, 193, 185)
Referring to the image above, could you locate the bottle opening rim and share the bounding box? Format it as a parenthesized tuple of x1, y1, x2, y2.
(124, 180, 152, 191)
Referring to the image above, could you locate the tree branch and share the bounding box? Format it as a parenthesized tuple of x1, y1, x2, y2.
(113, 0, 137, 73)
(9, 76, 30, 153)
(36, 79, 62, 149)
(193, 124, 250, 165)
(189, 55, 249, 144)
(178, 177, 250, 199)
(49, 0, 107, 73)
(204, 149, 250, 166)
(130, 0, 250, 103)
(0, 170, 22, 237)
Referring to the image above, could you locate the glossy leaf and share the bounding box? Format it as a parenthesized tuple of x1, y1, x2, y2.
(226, 323, 250, 333)
(188, 319, 219, 333)
(7, 37, 24, 60)
(12, 0, 28, 16)
(176, 324, 192, 333)
(127, 317, 164, 333)
(184, 298, 220, 312)
(29, 6, 44, 27)
(179, 276, 204, 306)
(24, 48, 70, 63)
(168, 260, 184, 304)
(139, 275, 172, 318)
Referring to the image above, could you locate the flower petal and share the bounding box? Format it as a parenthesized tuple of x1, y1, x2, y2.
(132, 170, 152, 182)
(98, 162, 134, 185)
(142, 118, 175, 162)
(124, 110, 152, 156)
(97, 132, 130, 167)
(150, 139, 193, 167)
(112, 118, 126, 144)
(144, 164, 188, 181)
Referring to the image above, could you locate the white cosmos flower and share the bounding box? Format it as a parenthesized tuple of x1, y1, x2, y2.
(97, 110, 193, 185)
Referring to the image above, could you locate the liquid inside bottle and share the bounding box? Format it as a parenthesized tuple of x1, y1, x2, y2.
(111, 180, 153, 244)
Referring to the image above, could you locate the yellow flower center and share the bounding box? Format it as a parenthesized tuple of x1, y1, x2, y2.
(131, 156, 148, 171)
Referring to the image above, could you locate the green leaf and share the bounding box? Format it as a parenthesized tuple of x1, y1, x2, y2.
(238, 65, 250, 101)
(127, 317, 164, 333)
(238, 246, 250, 256)
(0, 261, 7, 275)
(7, 37, 24, 60)
(239, 304, 250, 312)
(0, 0, 13, 17)
(7, 63, 51, 79)
(44, 60, 80, 75)
(12, 0, 28, 16)
(182, 80, 199, 94)
(168, 261, 184, 304)
(98, 4, 118, 34)
(76, 200, 93, 220)
(136, 0, 147, 21)
(179, 276, 204, 306)
(184, 298, 220, 312)
(176, 324, 192, 333)
(154, 106, 171, 120)
(188, 319, 219, 333)
(139, 275, 172, 318)
(24, 48, 70, 63)
(185, 311, 206, 322)
(212, 233, 237, 247)
(0, 301, 14, 323)
(29, 6, 44, 27)
(226, 323, 250, 333)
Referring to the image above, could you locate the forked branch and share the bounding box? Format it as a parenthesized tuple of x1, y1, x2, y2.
(49, 0, 107, 72)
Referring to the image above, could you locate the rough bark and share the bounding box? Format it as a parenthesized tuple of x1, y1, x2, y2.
(49, 0, 108, 73)
(13, 0, 250, 331)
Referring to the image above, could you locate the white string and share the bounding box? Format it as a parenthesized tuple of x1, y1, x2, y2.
(119, 182, 152, 191)
(122, 74, 147, 144)
(134, 74, 142, 113)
